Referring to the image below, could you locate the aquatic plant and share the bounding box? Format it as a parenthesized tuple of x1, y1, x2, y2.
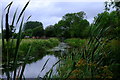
(2, 1, 30, 79)
(57, 12, 117, 79)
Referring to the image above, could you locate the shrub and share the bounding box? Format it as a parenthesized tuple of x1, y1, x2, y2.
(65, 38, 86, 48)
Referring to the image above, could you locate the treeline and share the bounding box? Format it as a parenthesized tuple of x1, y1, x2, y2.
(45, 11, 89, 38)
(22, 11, 90, 39)
(2, 10, 120, 39)
(22, 10, 120, 39)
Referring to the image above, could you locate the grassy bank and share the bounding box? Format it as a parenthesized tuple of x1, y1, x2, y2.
(3, 38, 59, 61)
(2, 38, 60, 72)
(65, 38, 86, 48)
(19, 38, 59, 61)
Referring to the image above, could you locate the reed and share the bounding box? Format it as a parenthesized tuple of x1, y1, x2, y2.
(2, 1, 30, 80)
(57, 12, 115, 79)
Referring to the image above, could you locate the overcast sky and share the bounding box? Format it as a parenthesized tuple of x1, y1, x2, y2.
(1, 0, 109, 29)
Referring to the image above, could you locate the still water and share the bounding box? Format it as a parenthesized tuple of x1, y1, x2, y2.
(1, 42, 68, 78)
(23, 42, 68, 78)
(1, 55, 59, 78)
(23, 55, 59, 78)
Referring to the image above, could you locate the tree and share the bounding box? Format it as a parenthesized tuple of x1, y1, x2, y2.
(105, 1, 120, 12)
(93, 11, 120, 39)
(22, 21, 44, 37)
(45, 25, 56, 37)
(70, 19, 89, 38)
(53, 11, 89, 38)
(23, 21, 43, 31)
(32, 26, 44, 37)
(24, 29, 33, 37)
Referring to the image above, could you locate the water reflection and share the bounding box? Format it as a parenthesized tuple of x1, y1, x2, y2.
(23, 55, 59, 78)
(1, 42, 69, 78)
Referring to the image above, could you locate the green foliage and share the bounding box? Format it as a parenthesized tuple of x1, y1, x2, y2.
(2, 38, 60, 73)
(45, 25, 55, 37)
(106, 40, 120, 78)
(22, 21, 44, 37)
(23, 21, 43, 31)
(18, 38, 59, 60)
(2, 0, 120, 79)
(45, 11, 89, 38)
(22, 29, 33, 37)
(65, 38, 86, 48)
(32, 26, 44, 37)
(57, 11, 89, 38)
(70, 19, 89, 38)
(62, 11, 85, 21)
(56, 10, 120, 79)
(2, 1, 31, 79)
(93, 11, 120, 39)
(107, 40, 120, 61)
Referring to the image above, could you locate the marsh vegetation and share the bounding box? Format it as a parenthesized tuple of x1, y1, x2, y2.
(1, 0, 120, 80)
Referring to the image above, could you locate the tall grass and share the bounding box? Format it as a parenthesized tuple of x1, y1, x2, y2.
(1, 2, 60, 79)
(2, 1, 30, 79)
(57, 13, 116, 79)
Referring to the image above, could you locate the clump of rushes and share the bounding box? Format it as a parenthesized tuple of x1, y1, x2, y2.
(2, 1, 31, 79)
(57, 13, 115, 79)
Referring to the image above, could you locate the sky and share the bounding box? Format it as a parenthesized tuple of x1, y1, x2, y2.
(1, 0, 109, 29)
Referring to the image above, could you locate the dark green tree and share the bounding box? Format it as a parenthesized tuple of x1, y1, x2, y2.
(24, 29, 33, 37)
(93, 11, 120, 39)
(23, 21, 43, 31)
(22, 21, 44, 37)
(45, 25, 56, 37)
(32, 26, 44, 37)
(53, 11, 89, 38)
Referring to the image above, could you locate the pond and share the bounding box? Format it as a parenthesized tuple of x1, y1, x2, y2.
(1, 42, 69, 79)
(23, 42, 69, 78)
(23, 55, 59, 78)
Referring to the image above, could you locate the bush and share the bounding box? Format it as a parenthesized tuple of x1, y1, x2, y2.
(106, 40, 120, 78)
(65, 38, 86, 48)
(18, 38, 60, 61)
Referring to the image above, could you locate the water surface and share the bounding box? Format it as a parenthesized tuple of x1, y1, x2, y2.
(23, 55, 59, 78)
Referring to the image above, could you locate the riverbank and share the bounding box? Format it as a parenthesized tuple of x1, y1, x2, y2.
(2, 38, 60, 73)
(2, 39, 69, 78)
(2, 38, 120, 79)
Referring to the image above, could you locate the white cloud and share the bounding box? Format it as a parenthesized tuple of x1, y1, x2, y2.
(0, 3, 2, 33)
(1, 0, 106, 29)
(41, 16, 62, 28)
